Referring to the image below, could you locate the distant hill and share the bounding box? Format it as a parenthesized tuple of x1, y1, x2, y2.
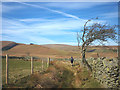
(42, 44, 118, 58)
(1, 41, 18, 51)
(2, 42, 71, 58)
(42, 44, 79, 52)
(1, 41, 118, 58)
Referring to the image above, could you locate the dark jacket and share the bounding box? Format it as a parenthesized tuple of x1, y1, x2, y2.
(71, 57, 74, 63)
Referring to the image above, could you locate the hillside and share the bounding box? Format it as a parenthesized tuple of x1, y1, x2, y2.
(1, 41, 18, 51)
(42, 44, 79, 52)
(2, 44, 71, 58)
(1, 41, 118, 58)
(43, 44, 118, 52)
(42, 44, 118, 58)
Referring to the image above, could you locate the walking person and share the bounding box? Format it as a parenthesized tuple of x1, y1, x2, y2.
(71, 56, 74, 66)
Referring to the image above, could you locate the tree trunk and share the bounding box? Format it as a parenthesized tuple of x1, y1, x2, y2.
(82, 50, 92, 72)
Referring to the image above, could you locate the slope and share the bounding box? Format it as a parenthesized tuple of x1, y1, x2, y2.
(1, 41, 18, 51)
(2, 44, 70, 58)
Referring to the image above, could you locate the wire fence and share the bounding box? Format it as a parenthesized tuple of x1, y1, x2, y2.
(2, 55, 80, 85)
(2, 54, 51, 85)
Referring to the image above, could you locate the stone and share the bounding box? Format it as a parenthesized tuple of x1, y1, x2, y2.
(110, 78, 115, 82)
(114, 68, 119, 72)
(101, 57, 106, 60)
(103, 75, 106, 79)
(35, 84, 43, 88)
(114, 73, 119, 77)
(88, 57, 119, 88)
(109, 59, 113, 61)
(115, 80, 119, 83)
(107, 67, 110, 71)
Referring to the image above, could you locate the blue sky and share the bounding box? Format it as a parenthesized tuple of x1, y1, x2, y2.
(1, 2, 118, 45)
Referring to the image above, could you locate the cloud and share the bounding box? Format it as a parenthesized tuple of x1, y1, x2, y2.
(1, 2, 118, 46)
(2, 3, 25, 13)
(28, 36, 78, 45)
(18, 2, 80, 20)
(3, 17, 105, 35)
(92, 39, 118, 46)
(44, 2, 109, 10)
(101, 12, 118, 18)
(28, 36, 56, 44)
(2, 18, 82, 35)
(2, 17, 106, 45)
(19, 18, 53, 22)
(1, 2, 107, 45)
(55, 42, 78, 46)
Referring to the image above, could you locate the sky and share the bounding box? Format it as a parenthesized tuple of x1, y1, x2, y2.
(1, 2, 118, 46)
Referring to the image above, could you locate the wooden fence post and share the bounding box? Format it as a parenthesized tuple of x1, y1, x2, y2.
(31, 57, 33, 74)
(47, 57, 50, 67)
(6, 54, 9, 84)
(42, 60, 43, 71)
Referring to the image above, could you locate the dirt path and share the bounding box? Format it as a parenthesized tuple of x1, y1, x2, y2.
(57, 61, 83, 88)
(58, 60, 80, 74)
(55, 60, 103, 88)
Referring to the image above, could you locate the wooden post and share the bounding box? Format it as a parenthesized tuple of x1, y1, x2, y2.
(47, 57, 50, 67)
(31, 57, 33, 74)
(49, 57, 50, 66)
(47, 58, 49, 68)
(6, 54, 9, 84)
(42, 60, 43, 71)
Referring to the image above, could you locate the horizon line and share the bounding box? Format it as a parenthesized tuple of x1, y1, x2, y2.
(1, 40, 119, 46)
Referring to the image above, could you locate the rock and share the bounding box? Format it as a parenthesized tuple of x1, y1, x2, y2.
(82, 78, 88, 81)
(103, 75, 106, 79)
(87, 57, 119, 88)
(35, 84, 43, 88)
(114, 68, 119, 72)
(100, 57, 106, 60)
(107, 68, 110, 71)
(109, 59, 113, 61)
(74, 72, 77, 76)
(115, 80, 119, 83)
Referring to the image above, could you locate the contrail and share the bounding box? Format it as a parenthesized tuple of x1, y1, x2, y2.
(18, 2, 80, 20)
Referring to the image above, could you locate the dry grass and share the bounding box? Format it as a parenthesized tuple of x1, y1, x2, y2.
(1, 41, 16, 48)
(3, 60, 104, 88)
(2, 41, 118, 58)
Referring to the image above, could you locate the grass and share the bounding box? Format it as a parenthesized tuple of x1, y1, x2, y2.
(77, 68, 102, 88)
(3, 60, 104, 88)
(2, 58, 48, 86)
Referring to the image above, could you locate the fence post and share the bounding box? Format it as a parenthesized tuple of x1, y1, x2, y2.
(47, 57, 50, 67)
(42, 60, 43, 71)
(31, 57, 33, 74)
(6, 54, 9, 84)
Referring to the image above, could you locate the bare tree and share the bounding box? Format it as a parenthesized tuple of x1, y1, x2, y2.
(77, 18, 117, 72)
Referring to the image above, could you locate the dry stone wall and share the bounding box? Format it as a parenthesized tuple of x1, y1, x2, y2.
(87, 57, 119, 88)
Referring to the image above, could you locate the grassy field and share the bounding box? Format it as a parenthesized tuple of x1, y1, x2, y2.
(1, 41, 117, 88)
(2, 58, 48, 86)
(2, 59, 104, 88)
